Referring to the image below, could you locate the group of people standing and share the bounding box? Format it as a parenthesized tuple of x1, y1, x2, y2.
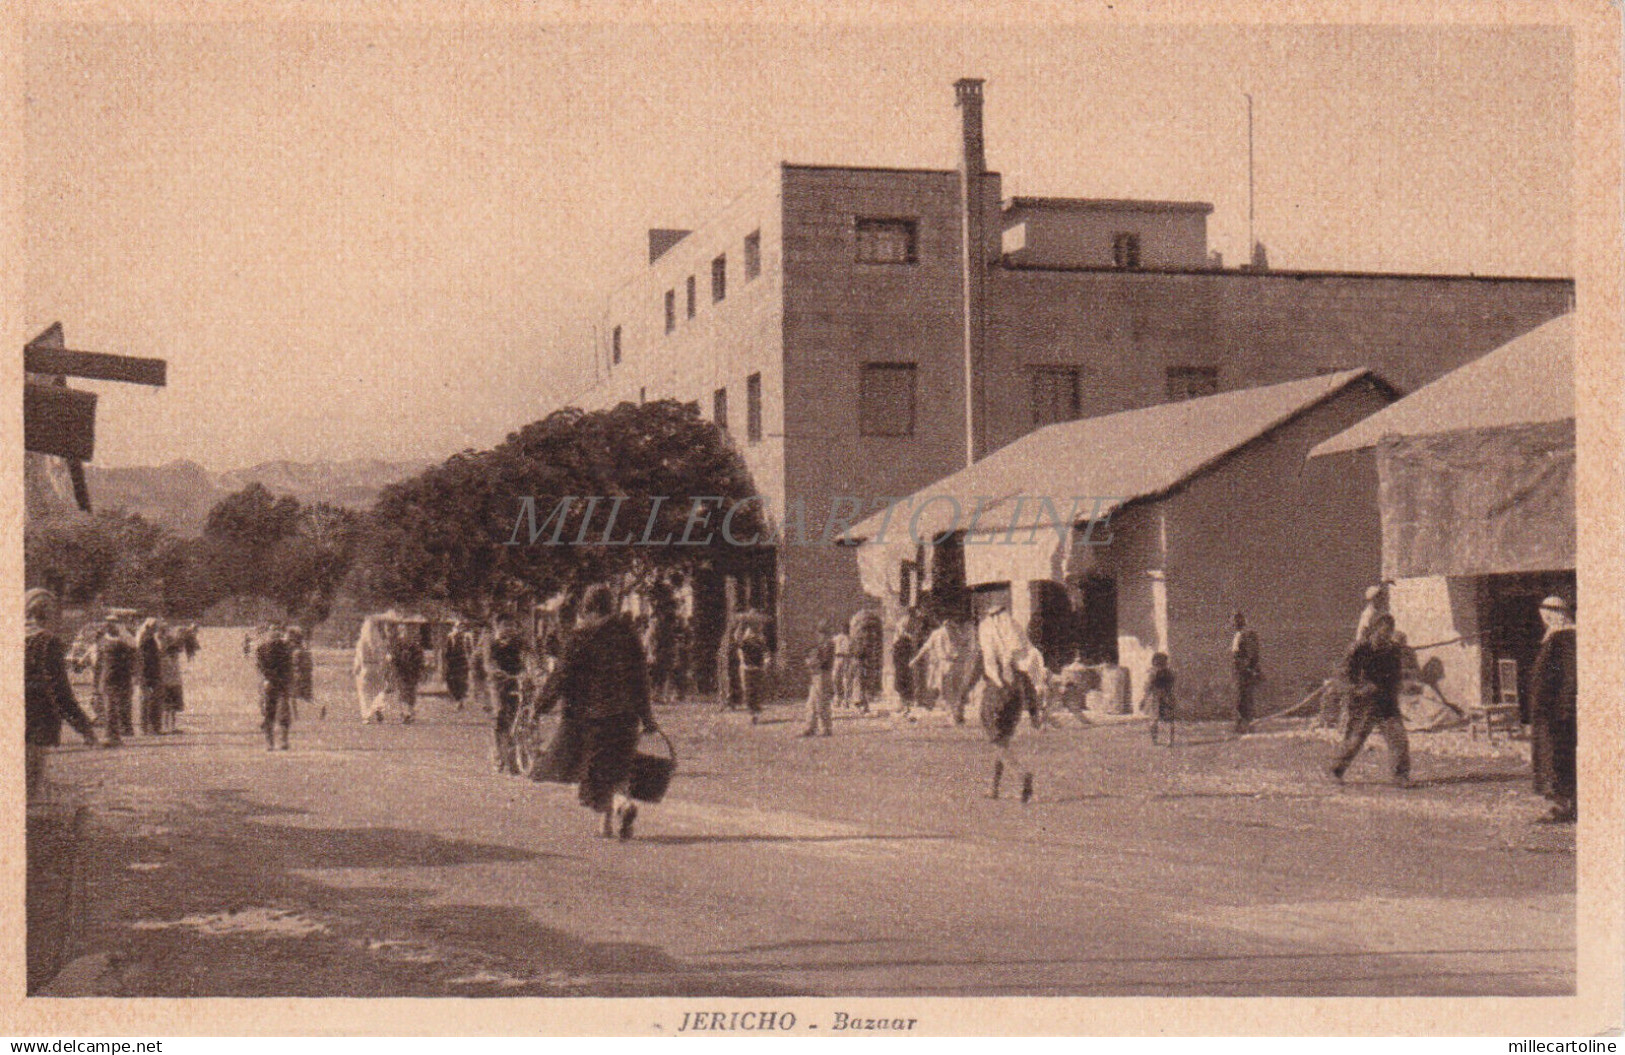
(351, 616, 438, 724)
(24, 590, 203, 801)
(73, 612, 199, 746)
(800, 601, 1047, 801)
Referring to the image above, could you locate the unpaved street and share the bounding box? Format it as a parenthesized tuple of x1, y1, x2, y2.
(30, 628, 1573, 998)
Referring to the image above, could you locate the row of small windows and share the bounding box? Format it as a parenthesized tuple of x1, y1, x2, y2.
(710, 372, 765, 444)
(856, 363, 1221, 437)
(613, 219, 920, 366)
(614, 222, 1145, 368)
(630, 362, 1217, 439)
(656, 231, 762, 338)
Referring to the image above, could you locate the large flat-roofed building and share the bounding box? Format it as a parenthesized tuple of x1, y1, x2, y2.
(576, 81, 1573, 689)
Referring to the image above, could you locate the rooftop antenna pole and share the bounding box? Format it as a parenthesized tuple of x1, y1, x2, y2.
(1245, 92, 1255, 256)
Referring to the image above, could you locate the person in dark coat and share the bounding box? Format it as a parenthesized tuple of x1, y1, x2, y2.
(442, 622, 471, 709)
(389, 625, 425, 723)
(93, 616, 138, 746)
(544, 584, 659, 839)
(1145, 651, 1177, 746)
(137, 618, 165, 736)
(255, 625, 296, 751)
(25, 589, 98, 800)
(1330, 614, 1413, 786)
(487, 613, 527, 773)
(287, 627, 316, 720)
(736, 622, 769, 723)
(1529, 595, 1577, 824)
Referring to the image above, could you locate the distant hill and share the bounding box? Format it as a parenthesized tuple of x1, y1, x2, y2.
(86, 457, 432, 536)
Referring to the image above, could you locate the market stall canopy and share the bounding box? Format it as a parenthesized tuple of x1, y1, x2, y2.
(1308, 314, 1575, 578)
(1309, 315, 1572, 458)
(849, 369, 1393, 598)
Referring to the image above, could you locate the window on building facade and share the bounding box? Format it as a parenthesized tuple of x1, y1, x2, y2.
(859, 363, 917, 437)
(713, 387, 729, 432)
(746, 372, 763, 442)
(1029, 365, 1082, 427)
(611, 325, 622, 365)
(685, 276, 696, 319)
(664, 290, 676, 334)
(744, 230, 761, 280)
(712, 255, 727, 302)
(1166, 366, 1220, 401)
(855, 218, 918, 264)
(1112, 232, 1142, 269)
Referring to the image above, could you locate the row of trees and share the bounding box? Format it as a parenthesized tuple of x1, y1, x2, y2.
(25, 483, 364, 623)
(25, 400, 762, 625)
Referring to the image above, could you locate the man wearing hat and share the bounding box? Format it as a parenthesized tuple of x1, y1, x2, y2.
(93, 613, 138, 746)
(1529, 595, 1577, 824)
(1354, 583, 1391, 644)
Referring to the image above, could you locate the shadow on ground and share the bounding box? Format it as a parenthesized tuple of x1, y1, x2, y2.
(38, 790, 803, 997)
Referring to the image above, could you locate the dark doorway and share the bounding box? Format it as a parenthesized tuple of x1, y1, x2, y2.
(690, 569, 727, 696)
(1479, 571, 1576, 723)
(1027, 579, 1078, 671)
(925, 535, 971, 622)
(1077, 574, 1119, 665)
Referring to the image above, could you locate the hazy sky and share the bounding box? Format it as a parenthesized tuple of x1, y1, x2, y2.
(23, 19, 1572, 470)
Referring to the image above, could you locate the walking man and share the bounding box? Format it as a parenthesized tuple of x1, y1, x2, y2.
(737, 622, 769, 724)
(442, 621, 471, 711)
(1529, 595, 1577, 824)
(389, 625, 425, 724)
(288, 627, 316, 720)
(255, 624, 295, 751)
(488, 613, 526, 773)
(94, 616, 137, 747)
(137, 618, 165, 736)
(799, 621, 837, 737)
(1331, 614, 1412, 786)
(1230, 612, 1264, 735)
(25, 589, 98, 801)
(977, 602, 1039, 803)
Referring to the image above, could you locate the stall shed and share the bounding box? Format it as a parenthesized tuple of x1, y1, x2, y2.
(850, 370, 1397, 716)
(1310, 314, 1575, 716)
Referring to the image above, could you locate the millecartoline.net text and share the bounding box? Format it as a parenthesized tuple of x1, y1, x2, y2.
(503, 494, 1119, 549)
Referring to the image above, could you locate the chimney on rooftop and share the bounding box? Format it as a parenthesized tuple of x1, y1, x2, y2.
(955, 78, 986, 176)
(956, 78, 989, 467)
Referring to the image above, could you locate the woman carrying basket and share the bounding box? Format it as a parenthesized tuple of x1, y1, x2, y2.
(544, 584, 661, 840)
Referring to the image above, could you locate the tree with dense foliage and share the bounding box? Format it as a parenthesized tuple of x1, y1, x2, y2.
(349, 400, 765, 612)
(25, 510, 167, 608)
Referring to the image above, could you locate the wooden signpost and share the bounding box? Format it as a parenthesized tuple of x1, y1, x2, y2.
(23, 322, 167, 512)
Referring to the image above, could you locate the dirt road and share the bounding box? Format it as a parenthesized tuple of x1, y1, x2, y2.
(30, 628, 1573, 998)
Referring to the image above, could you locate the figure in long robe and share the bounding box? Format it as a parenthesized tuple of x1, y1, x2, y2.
(353, 616, 392, 723)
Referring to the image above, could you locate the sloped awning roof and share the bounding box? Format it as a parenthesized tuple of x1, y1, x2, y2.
(1310, 314, 1573, 458)
(849, 369, 1389, 545)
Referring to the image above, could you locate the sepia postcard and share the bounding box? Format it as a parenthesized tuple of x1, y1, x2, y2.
(5, 0, 1621, 1038)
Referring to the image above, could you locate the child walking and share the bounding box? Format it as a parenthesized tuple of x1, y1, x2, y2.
(1146, 652, 1177, 746)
